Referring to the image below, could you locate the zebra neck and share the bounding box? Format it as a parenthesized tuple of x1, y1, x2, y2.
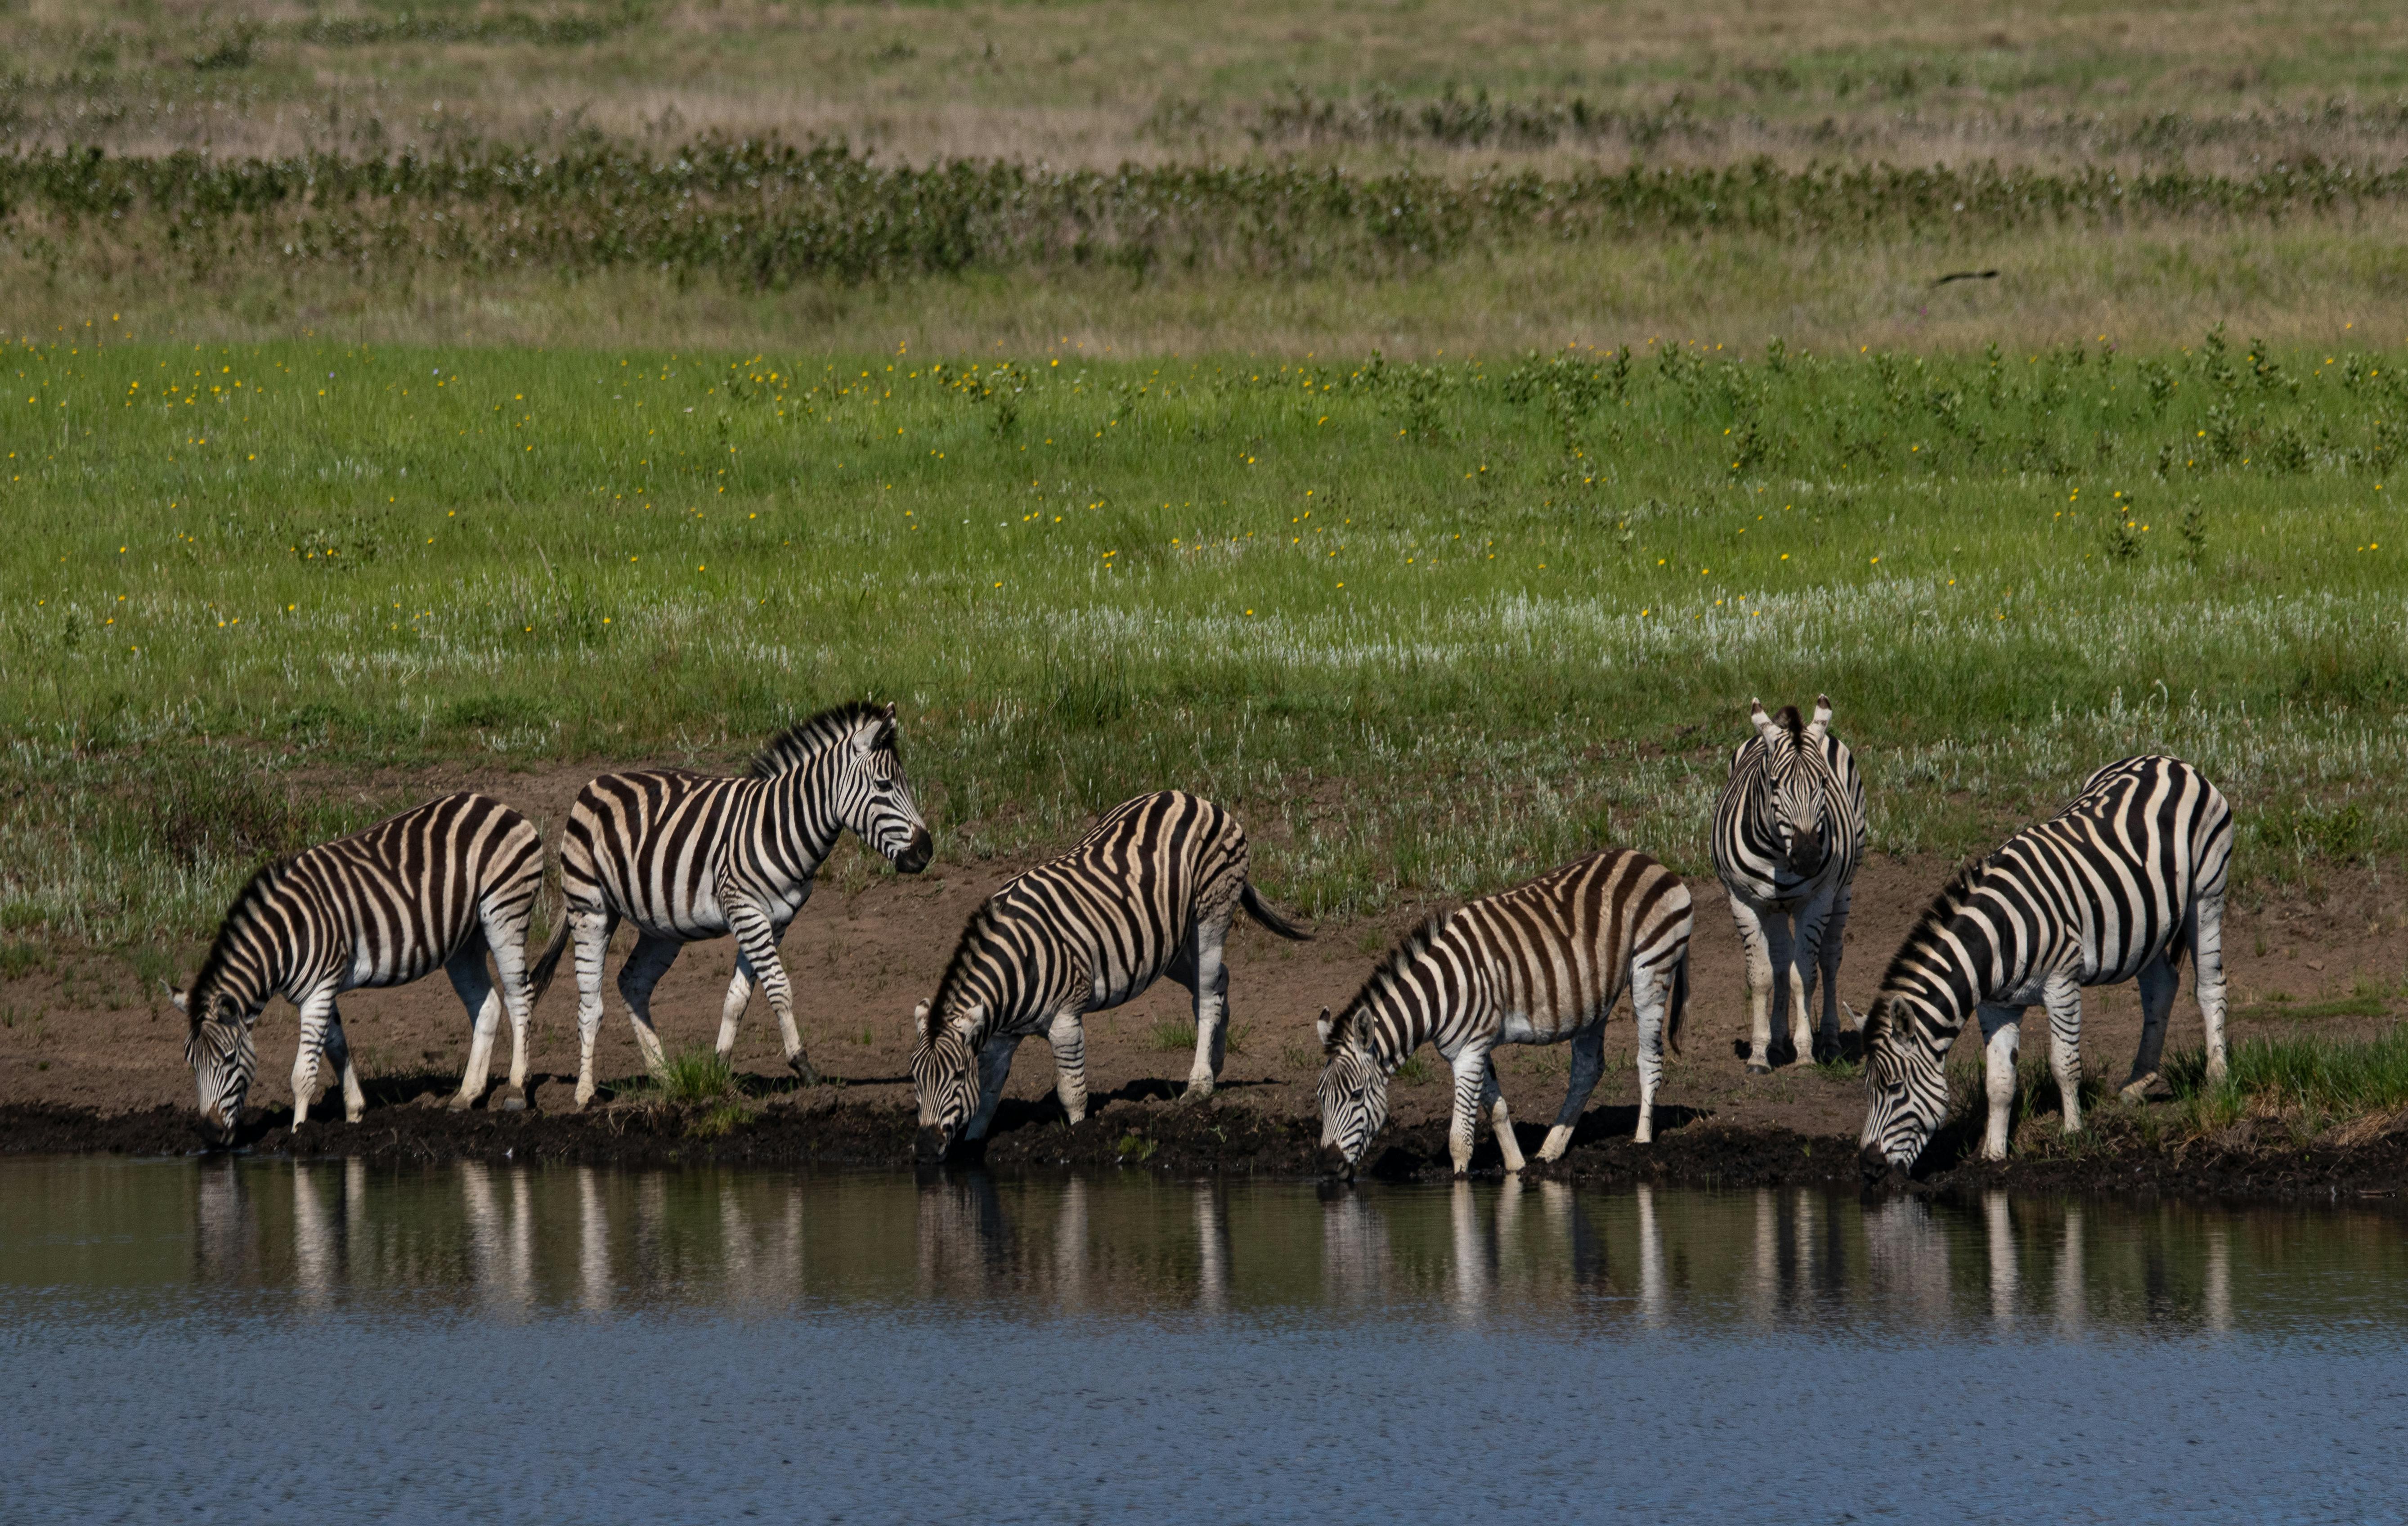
(769, 755, 848, 870)
(1361, 991, 1432, 1074)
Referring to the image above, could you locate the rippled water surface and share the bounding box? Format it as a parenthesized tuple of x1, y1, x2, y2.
(7, 1157, 2406, 1522)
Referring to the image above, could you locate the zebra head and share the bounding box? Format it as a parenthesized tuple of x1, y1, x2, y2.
(911, 998, 980, 1163)
(1314, 1005, 1392, 1179)
(172, 984, 257, 1144)
(843, 703, 933, 875)
(1857, 992, 1952, 1180)
(1750, 695, 1835, 880)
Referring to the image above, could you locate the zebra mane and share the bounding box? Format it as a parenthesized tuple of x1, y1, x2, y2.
(1326, 908, 1454, 1055)
(749, 701, 889, 780)
(1874, 855, 1992, 996)
(923, 900, 1007, 1042)
(1774, 704, 1805, 740)
(185, 856, 292, 1016)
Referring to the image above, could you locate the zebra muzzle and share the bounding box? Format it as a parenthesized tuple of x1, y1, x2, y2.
(893, 828, 933, 875)
(915, 1124, 952, 1163)
(1317, 1144, 1356, 1180)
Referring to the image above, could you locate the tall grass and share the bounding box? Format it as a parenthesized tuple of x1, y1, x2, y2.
(1, 334, 2405, 949)
(2169, 1030, 2408, 1131)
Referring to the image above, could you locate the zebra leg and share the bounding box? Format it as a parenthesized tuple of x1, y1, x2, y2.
(615, 934, 682, 1081)
(1794, 884, 1840, 1061)
(2119, 958, 2176, 1108)
(445, 945, 502, 1111)
(1446, 1045, 1493, 1175)
(1183, 919, 1233, 1101)
(1482, 1056, 1525, 1174)
(728, 904, 812, 1082)
(715, 951, 758, 1060)
(1819, 882, 1856, 1047)
(323, 1003, 366, 1123)
(2193, 885, 2231, 1087)
(1763, 911, 1809, 1067)
(480, 904, 536, 1107)
(1632, 961, 1673, 1144)
(1977, 1004, 2023, 1162)
(2045, 973, 2091, 1132)
(1730, 893, 1777, 1073)
(570, 906, 618, 1111)
(1542, 1022, 1609, 1161)
(1046, 1010, 1090, 1126)
(964, 1035, 1022, 1143)
(290, 983, 341, 1128)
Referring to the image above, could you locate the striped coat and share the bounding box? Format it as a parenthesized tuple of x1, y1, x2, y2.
(552, 701, 932, 1108)
(1316, 848, 1694, 1177)
(1859, 755, 2232, 1174)
(1711, 696, 1866, 1070)
(911, 791, 1309, 1160)
(173, 792, 565, 1141)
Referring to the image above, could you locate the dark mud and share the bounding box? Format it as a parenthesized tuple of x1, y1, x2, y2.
(7, 1081, 2405, 1204)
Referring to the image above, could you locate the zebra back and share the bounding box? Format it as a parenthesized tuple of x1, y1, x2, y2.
(1711, 695, 1865, 907)
(1860, 754, 2231, 1170)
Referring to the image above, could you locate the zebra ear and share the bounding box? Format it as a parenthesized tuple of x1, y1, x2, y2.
(1807, 694, 1833, 742)
(1314, 1007, 1334, 1051)
(165, 983, 188, 1014)
(1749, 700, 1784, 744)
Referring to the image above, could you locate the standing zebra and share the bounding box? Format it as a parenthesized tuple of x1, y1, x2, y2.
(172, 792, 566, 1143)
(1316, 848, 1693, 1178)
(1712, 695, 1866, 1071)
(549, 701, 932, 1109)
(910, 791, 1310, 1162)
(1859, 755, 2232, 1176)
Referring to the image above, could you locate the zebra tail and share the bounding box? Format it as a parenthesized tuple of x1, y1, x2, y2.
(1239, 881, 1314, 941)
(1664, 945, 1690, 1058)
(527, 894, 572, 1005)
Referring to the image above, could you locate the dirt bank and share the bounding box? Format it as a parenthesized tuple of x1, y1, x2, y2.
(7, 779, 2408, 1201)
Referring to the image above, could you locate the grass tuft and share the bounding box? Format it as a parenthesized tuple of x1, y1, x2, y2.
(645, 1048, 738, 1107)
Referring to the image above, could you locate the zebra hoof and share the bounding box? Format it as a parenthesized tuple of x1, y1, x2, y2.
(788, 1055, 823, 1087)
(496, 1087, 528, 1113)
(2117, 1073, 2159, 1104)
(1178, 1082, 1215, 1105)
(446, 1092, 477, 1113)
(1746, 1062, 1772, 1077)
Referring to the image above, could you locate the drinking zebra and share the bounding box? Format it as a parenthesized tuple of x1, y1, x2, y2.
(1711, 695, 1865, 1071)
(1316, 848, 1694, 1178)
(172, 792, 565, 1142)
(547, 701, 932, 1109)
(910, 790, 1310, 1162)
(1859, 754, 2232, 1176)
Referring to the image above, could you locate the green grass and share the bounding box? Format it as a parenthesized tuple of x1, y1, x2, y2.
(641, 1047, 738, 1106)
(4, 332, 2408, 955)
(2170, 1030, 2408, 1128)
(1146, 1020, 1246, 1055)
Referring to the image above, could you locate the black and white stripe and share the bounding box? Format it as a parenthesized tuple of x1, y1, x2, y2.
(1859, 754, 2232, 1175)
(552, 701, 932, 1107)
(910, 791, 1309, 1161)
(1316, 848, 1694, 1177)
(172, 792, 563, 1142)
(1711, 695, 1866, 1070)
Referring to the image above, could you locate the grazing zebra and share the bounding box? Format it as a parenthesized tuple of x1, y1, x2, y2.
(548, 701, 932, 1109)
(1711, 695, 1866, 1071)
(1316, 848, 1694, 1178)
(1859, 755, 2232, 1176)
(910, 791, 1310, 1162)
(171, 793, 566, 1143)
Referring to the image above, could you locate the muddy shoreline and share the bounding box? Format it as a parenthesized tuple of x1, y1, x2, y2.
(9, 1086, 2404, 1207)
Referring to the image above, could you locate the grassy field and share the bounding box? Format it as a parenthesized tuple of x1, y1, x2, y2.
(3, 328, 2404, 958)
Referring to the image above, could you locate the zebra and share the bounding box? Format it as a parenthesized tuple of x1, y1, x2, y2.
(1858, 754, 2232, 1176)
(171, 792, 567, 1143)
(910, 790, 1310, 1162)
(1316, 848, 1694, 1179)
(548, 701, 932, 1109)
(1711, 694, 1866, 1072)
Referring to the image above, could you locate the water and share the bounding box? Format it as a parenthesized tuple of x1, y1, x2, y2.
(5, 1158, 2405, 1523)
